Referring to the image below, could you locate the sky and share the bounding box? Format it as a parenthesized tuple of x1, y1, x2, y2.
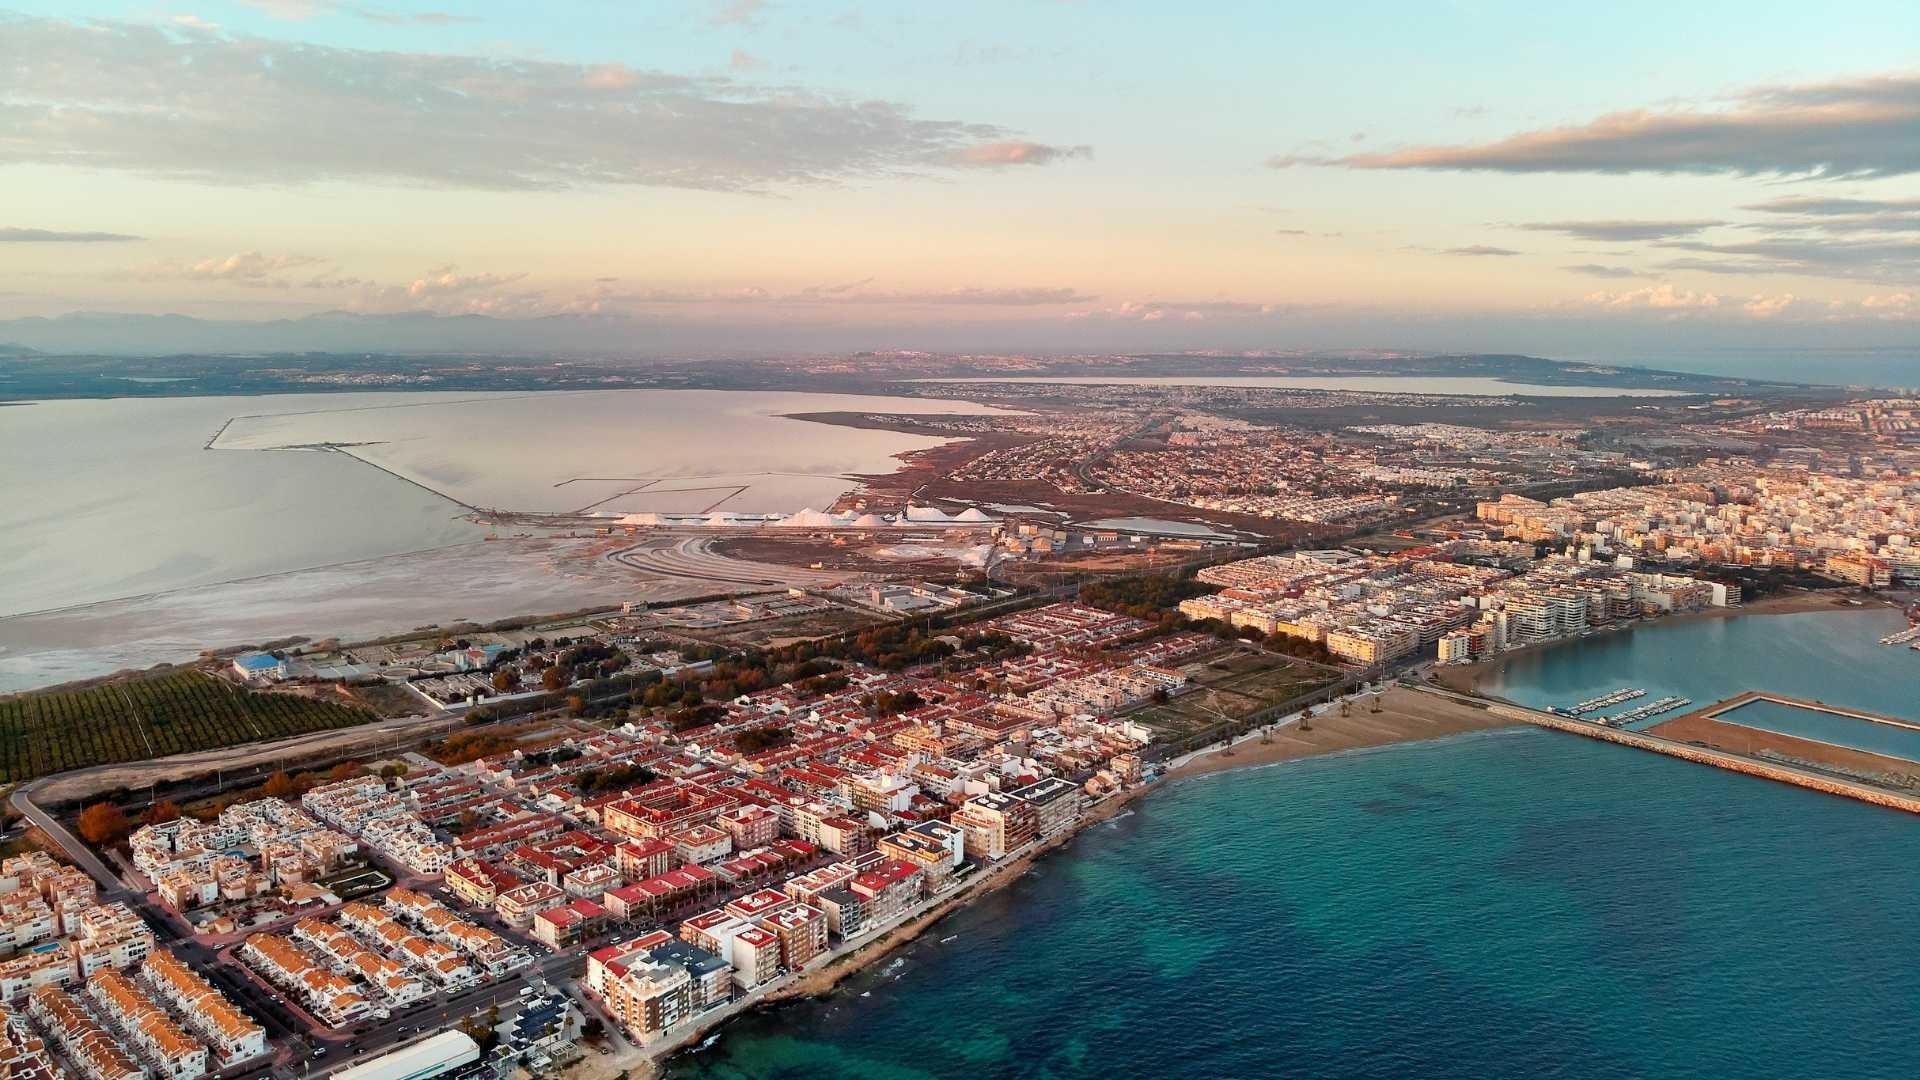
(2, 0, 1919, 358)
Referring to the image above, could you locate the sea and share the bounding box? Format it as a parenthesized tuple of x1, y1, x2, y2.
(1473, 608, 1919, 724)
(669, 610, 1920, 1080)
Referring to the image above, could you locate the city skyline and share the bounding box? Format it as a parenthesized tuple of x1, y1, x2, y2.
(3, 1, 1920, 356)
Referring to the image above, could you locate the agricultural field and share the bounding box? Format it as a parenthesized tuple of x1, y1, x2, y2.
(1130, 649, 1342, 750)
(0, 670, 373, 782)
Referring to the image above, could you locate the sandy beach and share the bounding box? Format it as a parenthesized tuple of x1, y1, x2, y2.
(1166, 685, 1518, 779)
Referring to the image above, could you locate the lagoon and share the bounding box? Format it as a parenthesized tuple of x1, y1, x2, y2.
(0, 389, 1010, 618)
(913, 375, 1688, 397)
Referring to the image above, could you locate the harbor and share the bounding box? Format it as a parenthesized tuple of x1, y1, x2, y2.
(1431, 687, 1920, 816)
(1551, 687, 1690, 727)
(1596, 695, 1691, 727)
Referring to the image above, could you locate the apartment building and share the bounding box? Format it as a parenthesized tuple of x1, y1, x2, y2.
(292, 919, 432, 1007)
(26, 985, 141, 1080)
(238, 934, 372, 1027)
(950, 791, 1036, 861)
(86, 970, 208, 1080)
(383, 890, 522, 975)
(139, 951, 266, 1065)
(1009, 778, 1084, 839)
(0, 1004, 60, 1080)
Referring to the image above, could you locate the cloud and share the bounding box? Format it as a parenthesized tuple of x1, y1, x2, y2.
(1561, 264, 1648, 279)
(585, 281, 1095, 308)
(0, 227, 142, 243)
(729, 48, 762, 71)
(1519, 219, 1722, 242)
(1742, 293, 1799, 319)
(1656, 236, 1920, 281)
(948, 141, 1092, 167)
(1439, 245, 1519, 257)
(1570, 284, 1806, 320)
(1575, 284, 1722, 311)
(708, 0, 766, 26)
(1735, 194, 1920, 235)
(122, 250, 323, 287)
(1742, 195, 1920, 216)
(1272, 72, 1920, 179)
(0, 13, 1075, 192)
(1074, 299, 1285, 322)
(237, 1, 477, 24)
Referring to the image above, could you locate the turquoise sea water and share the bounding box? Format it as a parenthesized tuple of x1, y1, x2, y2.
(668, 611, 1920, 1077)
(1473, 608, 1919, 725)
(669, 728, 1920, 1080)
(1719, 699, 1920, 763)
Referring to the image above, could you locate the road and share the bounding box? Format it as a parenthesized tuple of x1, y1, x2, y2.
(9, 779, 128, 895)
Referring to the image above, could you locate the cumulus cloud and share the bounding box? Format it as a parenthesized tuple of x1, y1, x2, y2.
(1440, 245, 1520, 257)
(1519, 219, 1722, 242)
(122, 250, 323, 287)
(729, 48, 762, 71)
(0, 227, 142, 243)
(0, 13, 1077, 192)
(948, 141, 1092, 167)
(1271, 72, 1920, 178)
(1742, 293, 1799, 318)
(1570, 284, 1809, 320)
(1575, 284, 1723, 311)
(1073, 299, 1285, 322)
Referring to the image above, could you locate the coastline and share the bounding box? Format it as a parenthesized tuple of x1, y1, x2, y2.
(623, 686, 1515, 1078)
(1431, 590, 1876, 691)
(1164, 685, 1517, 780)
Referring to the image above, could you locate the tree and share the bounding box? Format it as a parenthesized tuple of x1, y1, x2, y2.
(144, 800, 182, 826)
(379, 763, 409, 779)
(492, 669, 515, 692)
(262, 771, 296, 799)
(541, 665, 570, 692)
(77, 802, 130, 845)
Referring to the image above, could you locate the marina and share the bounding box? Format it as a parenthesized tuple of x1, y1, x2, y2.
(1596, 695, 1691, 727)
(1879, 625, 1920, 647)
(1564, 687, 1645, 715)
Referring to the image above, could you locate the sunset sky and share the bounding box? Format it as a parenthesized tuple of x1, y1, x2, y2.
(3, 1, 1919, 355)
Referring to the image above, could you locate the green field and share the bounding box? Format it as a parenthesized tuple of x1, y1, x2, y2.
(1131, 649, 1340, 749)
(0, 670, 373, 783)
